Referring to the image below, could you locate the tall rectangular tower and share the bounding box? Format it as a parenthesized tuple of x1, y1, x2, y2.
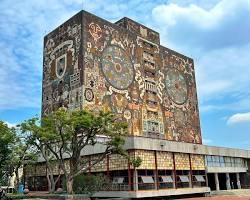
(42, 10, 202, 144)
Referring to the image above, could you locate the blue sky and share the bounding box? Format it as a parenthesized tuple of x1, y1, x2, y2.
(1, 0, 250, 149)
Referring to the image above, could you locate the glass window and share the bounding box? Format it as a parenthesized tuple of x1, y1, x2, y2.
(194, 175, 205, 182)
(214, 156, 220, 162)
(179, 175, 189, 182)
(161, 176, 173, 183)
(141, 176, 154, 183)
(206, 156, 248, 168)
(219, 156, 225, 167)
(206, 155, 212, 162)
(225, 157, 232, 167)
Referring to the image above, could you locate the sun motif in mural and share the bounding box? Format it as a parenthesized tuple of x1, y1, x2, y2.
(165, 68, 188, 105)
(101, 45, 134, 90)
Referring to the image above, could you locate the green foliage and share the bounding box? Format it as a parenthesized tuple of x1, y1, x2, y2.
(18, 109, 133, 194)
(0, 119, 39, 190)
(73, 174, 110, 195)
(0, 121, 15, 166)
(130, 156, 142, 168)
(39, 109, 129, 194)
(0, 121, 16, 184)
(41, 109, 128, 171)
(0, 175, 9, 186)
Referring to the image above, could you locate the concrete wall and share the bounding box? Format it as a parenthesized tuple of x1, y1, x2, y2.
(125, 137, 250, 159)
(206, 167, 247, 173)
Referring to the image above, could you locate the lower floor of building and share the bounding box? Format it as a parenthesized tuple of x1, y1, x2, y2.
(24, 170, 249, 198)
(25, 169, 207, 191)
(23, 148, 250, 198)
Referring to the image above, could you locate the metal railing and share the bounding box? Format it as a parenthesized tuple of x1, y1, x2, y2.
(101, 183, 129, 191)
(138, 183, 155, 190)
(159, 182, 174, 189)
(176, 181, 189, 188)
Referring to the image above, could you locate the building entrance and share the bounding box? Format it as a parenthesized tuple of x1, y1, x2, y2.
(207, 173, 216, 190)
(218, 173, 227, 190)
(230, 173, 238, 189)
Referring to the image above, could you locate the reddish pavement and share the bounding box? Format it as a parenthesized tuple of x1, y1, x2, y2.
(185, 196, 250, 200)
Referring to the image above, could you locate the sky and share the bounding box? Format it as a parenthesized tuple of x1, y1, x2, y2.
(0, 0, 250, 149)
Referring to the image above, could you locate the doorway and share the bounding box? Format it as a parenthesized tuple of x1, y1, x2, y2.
(218, 173, 227, 190)
(207, 173, 216, 190)
(230, 173, 238, 189)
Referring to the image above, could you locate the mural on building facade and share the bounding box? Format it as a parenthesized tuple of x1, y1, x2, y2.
(42, 14, 82, 116)
(42, 11, 202, 144)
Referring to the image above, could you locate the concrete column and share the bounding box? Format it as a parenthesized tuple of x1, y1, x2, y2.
(236, 173, 241, 189)
(226, 173, 231, 190)
(133, 169, 138, 191)
(205, 173, 209, 187)
(154, 151, 159, 190)
(172, 171, 176, 189)
(154, 170, 158, 190)
(189, 171, 192, 188)
(214, 173, 220, 191)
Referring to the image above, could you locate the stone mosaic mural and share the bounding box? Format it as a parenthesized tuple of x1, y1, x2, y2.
(42, 11, 202, 144)
(42, 13, 83, 116)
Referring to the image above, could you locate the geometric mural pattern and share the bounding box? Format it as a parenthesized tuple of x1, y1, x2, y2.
(25, 151, 205, 176)
(191, 154, 205, 170)
(175, 153, 190, 170)
(157, 151, 174, 170)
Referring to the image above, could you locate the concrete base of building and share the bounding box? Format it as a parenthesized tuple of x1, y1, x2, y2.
(93, 187, 211, 198)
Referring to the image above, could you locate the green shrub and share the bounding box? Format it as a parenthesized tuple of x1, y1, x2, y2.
(73, 173, 110, 195)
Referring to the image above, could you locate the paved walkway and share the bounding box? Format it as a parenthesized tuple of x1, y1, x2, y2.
(186, 196, 250, 200)
(186, 189, 250, 200)
(17, 189, 250, 200)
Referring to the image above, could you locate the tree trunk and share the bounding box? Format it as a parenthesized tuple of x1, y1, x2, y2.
(14, 169, 19, 192)
(66, 176, 73, 194)
(46, 171, 56, 193)
(50, 174, 56, 193)
(46, 173, 52, 193)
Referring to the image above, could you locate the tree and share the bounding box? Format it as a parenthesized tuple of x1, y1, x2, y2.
(0, 121, 15, 185)
(19, 118, 61, 193)
(8, 129, 38, 192)
(40, 109, 128, 194)
(0, 123, 38, 192)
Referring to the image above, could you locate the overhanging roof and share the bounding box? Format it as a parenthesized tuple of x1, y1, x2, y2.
(124, 137, 250, 159)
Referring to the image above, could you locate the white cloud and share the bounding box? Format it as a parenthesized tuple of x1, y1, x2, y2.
(151, 0, 250, 111)
(152, 0, 250, 50)
(169, 0, 220, 10)
(0, 0, 83, 110)
(227, 112, 250, 125)
(195, 44, 250, 103)
(5, 121, 17, 128)
(203, 138, 213, 144)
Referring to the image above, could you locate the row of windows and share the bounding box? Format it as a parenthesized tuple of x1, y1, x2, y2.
(206, 155, 247, 168)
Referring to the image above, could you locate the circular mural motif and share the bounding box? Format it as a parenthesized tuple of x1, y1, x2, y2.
(165, 68, 188, 104)
(101, 45, 134, 90)
(84, 88, 94, 102)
